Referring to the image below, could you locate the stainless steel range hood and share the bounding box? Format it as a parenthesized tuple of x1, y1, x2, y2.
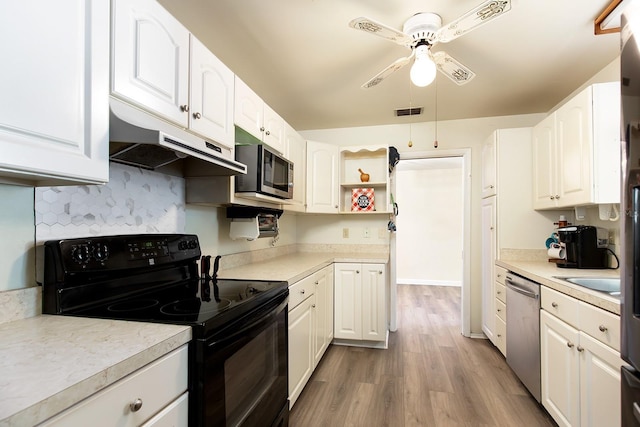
(109, 97, 247, 176)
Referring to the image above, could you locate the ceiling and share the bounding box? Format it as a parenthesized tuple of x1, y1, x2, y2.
(158, 0, 620, 131)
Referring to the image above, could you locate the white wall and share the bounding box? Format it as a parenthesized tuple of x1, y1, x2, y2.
(396, 158, 463, 286)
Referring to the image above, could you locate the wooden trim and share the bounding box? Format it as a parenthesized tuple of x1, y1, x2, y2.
(594, 0, 623, 35)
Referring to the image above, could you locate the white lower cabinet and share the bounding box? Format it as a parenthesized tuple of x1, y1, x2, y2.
(334, 263, 387, 346)
(288, 265, 333, 408)
(38, 345, 189, 427)
(540, 287, 622, 427)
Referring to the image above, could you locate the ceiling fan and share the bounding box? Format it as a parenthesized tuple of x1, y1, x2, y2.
(349, 0, 512, 88)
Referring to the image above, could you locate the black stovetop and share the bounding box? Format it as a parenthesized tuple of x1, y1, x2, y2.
(41, 234, 288, 338)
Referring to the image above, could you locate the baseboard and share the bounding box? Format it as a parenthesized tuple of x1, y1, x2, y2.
(331, 330, 389, 349)
(397, 279, 461, 287)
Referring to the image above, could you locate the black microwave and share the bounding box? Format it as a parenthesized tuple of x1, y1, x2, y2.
(235, 144, 293, 199)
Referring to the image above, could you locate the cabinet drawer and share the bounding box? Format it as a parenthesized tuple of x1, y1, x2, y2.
(541, 286, 579, 328)
(495, 282, 506, 303)
(496, 298, 506, 322)
(495, 316, 506, 357)
(39, 345, 188, 427)
(495, 266, 508, 285)
(579, 301, 620, 352)
(288, 274, 315, 310)
(140, 392, 188, 427)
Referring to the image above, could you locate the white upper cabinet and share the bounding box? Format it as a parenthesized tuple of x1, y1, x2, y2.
(0, 0, 109, 185)
(532, 82, 620, 209)
(306, 140, 339, 213)
(481, 134, 497, 198)
(189, 37, 235, 147)
(284, 123, 306, 212)
(234, 77, 285, 154)
(111, 0, 234, 148)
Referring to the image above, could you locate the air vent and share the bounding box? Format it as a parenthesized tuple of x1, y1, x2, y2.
(395, 107, 423, 117)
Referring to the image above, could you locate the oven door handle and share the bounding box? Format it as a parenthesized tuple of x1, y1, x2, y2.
(207, 296, 287, 349)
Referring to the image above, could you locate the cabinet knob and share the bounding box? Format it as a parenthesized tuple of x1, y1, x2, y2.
(567, 341, 575, 348)
(260, 126, 265, 132)
(300, 289, 305, 294)
(180, 105, 189, 112)
(551, 302, 558, 308)
(315, 280, 319, 285)
(497, 290, 502, 295)
(577, 345, 584, 353)
(356, 270, 360, 274)
(312, 304, 316, 308)
(497, 308, 502, 313)
(489, 185, 494, 189)
(130, 398, 143, 412)
(193, 112, 202, 119)
(497, 334, 502, 337)
(265, 130, 271, 136)
(497, 274, 502, 278)
(599, 325, 608, 332)
(555, 195, 560, 199)
(550, 196, 555, 200)
(490, 226, 494, 230)
(378, 271, 383, 274)
(335, 205, 338, 208)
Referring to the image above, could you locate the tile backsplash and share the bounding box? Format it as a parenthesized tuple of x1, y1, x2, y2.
(35, 163, 185, 242)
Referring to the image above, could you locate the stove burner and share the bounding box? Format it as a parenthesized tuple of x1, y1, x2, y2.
(107, 299, 159, 312)
(160, 297, 231, 316)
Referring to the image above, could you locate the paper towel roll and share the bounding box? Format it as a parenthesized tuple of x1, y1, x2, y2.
(547, 246, 566, 259)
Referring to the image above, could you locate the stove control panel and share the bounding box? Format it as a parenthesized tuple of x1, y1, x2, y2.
(45, 234, 201, 272)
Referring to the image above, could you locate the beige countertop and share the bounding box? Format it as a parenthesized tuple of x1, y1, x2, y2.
(217, 252, 389, 283)
(0, 315, 191, 427)
(496, 260, 620, 315)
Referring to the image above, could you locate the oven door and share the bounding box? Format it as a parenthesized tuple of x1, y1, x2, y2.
(193, 292, 289, 427)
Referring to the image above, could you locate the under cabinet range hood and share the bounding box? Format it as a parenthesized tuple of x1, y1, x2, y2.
(109, 97, 247, 176)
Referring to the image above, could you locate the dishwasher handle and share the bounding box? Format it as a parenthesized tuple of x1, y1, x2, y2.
(506, 276, 539, 299)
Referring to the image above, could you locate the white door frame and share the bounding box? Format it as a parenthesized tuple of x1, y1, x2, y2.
(390, 148, 471, 337)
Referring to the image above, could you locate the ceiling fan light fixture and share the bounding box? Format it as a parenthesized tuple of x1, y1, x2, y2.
(410, 44, 436, 87)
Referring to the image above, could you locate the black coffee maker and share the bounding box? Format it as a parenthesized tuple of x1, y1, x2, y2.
(557, 225, 608, 269)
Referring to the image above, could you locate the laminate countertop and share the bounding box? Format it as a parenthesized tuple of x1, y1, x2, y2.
(217, 252, 389, 283)
(496, 260, 620, 315)
(0, 315, 191, 427)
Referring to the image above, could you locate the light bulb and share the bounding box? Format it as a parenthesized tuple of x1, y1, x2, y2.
(410, 45, 436, 87)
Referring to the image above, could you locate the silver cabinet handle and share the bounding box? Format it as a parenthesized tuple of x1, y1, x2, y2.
(577, 345, 584, 353)
(552, 302, 558, 308)
(193, 112, 202, 119)
(550, 196, 555, 200)
(130, 398, 143, 412)
(260, 126, 265, 132)
(300, 289, 305, 294)
(315, 280, 319, 285)
(180, 105, 189, 112)
(555, 195, 560, 199)
(567, 341, 575, 348)
(378, 271, 383, 274)
(312, 304, 316, 308)
(356, 270, 360, 274)
(599, 325, 608, 332)
(265, 130, 271, 136)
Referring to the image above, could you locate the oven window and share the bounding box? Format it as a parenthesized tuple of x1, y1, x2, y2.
(225, 322, 279, 425)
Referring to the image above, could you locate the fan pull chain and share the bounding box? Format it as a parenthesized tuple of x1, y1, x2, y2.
(408, 77, 413, 148)
(434, 77, 439, 148)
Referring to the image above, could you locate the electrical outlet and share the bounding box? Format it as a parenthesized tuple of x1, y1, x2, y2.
(343, 228, 349, 238)
(363, 227, 370, 238)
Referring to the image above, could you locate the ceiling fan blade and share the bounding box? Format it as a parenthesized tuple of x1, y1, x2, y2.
(361, 54, 413, 89)
(436, 0, 512, 43)
(432, 51, 476, 85)
(349, 17, 412, 45)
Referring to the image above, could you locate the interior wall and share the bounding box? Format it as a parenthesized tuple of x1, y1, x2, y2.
(395, 158, 463, 286)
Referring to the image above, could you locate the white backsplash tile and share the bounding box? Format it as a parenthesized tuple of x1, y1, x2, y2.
(35, 163, 185, 242)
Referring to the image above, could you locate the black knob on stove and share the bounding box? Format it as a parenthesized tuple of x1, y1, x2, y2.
(71, 245, 91, 264)
(93, 244, 109, 262)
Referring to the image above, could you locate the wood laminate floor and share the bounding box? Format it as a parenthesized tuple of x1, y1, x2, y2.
(289, 284, 556, 427)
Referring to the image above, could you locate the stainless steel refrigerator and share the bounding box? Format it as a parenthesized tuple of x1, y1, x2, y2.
(621, 5, 640, 425)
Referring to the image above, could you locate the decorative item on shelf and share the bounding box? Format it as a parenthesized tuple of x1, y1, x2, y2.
(358, 168, 370, 182)
(351, 188, 375, 212)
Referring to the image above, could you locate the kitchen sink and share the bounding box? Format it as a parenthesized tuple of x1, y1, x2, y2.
(554, 276, 620, 297)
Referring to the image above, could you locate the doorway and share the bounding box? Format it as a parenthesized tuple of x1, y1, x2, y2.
(389, 149, 471, 337)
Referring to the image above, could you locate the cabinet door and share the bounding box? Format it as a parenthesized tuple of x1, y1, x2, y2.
(313, 272, 328, 367)
(361, 264, 387, 342)
(306, 140, 339, 213)
(0, 0, 109, 185)
(189, 36, 234, 148)
(532, 114, 557, 209)
(481, 196, 496, 343)
(263, 104, 285, 154)
(334, 263, 362, 339)
(579, 332, 622, 427)
(541, 310, 580, 427)
(288, 296, 314, 408)
(111, 0, 189, 127)
(555, 87, 593, 207)
(234, 77, 263, 140)
(481, 132, 497, 198)
(284, 124, 306, 212)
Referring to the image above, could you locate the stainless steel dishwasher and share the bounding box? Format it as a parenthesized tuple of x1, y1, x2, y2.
(505, 272, 541, 403)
